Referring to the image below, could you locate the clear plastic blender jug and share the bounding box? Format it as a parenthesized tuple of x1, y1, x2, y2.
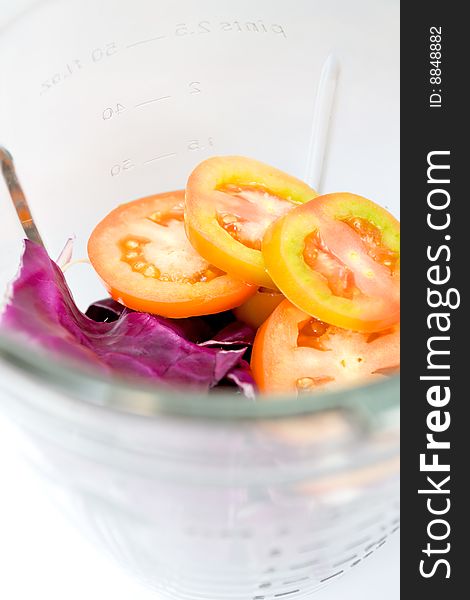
(0, 1, 400, 598)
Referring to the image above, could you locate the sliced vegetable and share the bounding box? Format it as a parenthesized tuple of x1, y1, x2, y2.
(234, 287, 284, 329)
(88, 190, 256, 318)
(185, 156, 317, 287)
(0, 241, 256, 393)
(251, 300, 399, 394)
(262, 193, 400, 332)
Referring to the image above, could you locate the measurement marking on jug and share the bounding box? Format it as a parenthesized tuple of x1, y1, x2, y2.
(39, 43, 119, 95)
(102, 104, 127, 120)
(126, 35, 167, 49)
(189, 81, 201, 94)
(110, 159, 135, 176)
(274, 591, 300, 598)
(188, 138, 214, 152)
(102, 83, 203, 121)
(144, 153, 177, 165)
(39, 18, 286, 97)
(350, 559, 362, 568)
(40, 60, 83, 94)
(91, 43, 118, 62)
(125, 19, 287, 52)
(173, 20, 287, 38)
(135, 96, 172, 108)
(175, 21, 210, 36)
(110, 137, 215, 178)
(376, 535, 387, 545)
(319, 571, 343, 583)
(365, 535, 387, 552)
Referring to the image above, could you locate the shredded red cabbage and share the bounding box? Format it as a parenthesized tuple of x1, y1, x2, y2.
(0, 241, 257, 395)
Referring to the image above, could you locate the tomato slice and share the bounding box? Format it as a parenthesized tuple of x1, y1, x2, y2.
(262, 193, 400, 332)
(251, 300, 400, 393)
(234, 287, 284, 329)
(88, 191, 256, 318)
(185, 156, 318, 287)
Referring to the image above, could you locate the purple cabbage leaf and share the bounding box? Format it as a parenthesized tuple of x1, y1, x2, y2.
(0, 240, 257, 395)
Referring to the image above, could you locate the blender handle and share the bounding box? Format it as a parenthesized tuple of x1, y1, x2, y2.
(0, 146, 44, 246)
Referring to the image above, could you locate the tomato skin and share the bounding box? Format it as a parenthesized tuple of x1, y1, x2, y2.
(262, 193, 400, 333)
(103, 279, 254, 319)
(234, 288, 284, 329)
(185, 156, 318, 287)
(88, 191, 256, 318)
(251, 300, 400, 394)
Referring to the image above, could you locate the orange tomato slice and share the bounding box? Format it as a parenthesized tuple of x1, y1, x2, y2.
(262, 193, 400, 332)
(88, 191, 256, 318)
(184, 156, 318, 287)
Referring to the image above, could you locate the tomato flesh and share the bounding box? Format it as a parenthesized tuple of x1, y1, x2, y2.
(251, 300, 400, 394)
(303, 230, 356, 299)
(216, 184, 295, 251)
(317, 217, 394, 300)
(88, 191, 256, 318)
(344, 216, 399, 269)
(262, 193, 400, 332)
(118, 210, 225, 284)
(297, 316, 330, 350)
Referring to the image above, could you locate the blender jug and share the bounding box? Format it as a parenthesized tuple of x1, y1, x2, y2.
(0, 1, 400, 598)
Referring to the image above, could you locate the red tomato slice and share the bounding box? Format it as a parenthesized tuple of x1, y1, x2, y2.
(88, 191, 256, 318)
(185, 156, 318, 287)
(262, 193, 400, 332)
(251, 300, 400, 394)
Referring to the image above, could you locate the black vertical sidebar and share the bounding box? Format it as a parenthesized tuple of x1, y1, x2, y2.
(401, 3, 466, 597)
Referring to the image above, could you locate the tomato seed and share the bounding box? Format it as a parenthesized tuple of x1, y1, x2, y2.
(297, 318, 331, 351)
(143, 265, 159, 278)
(343, 216, 399, 271)
(132, 261, 147, 272)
